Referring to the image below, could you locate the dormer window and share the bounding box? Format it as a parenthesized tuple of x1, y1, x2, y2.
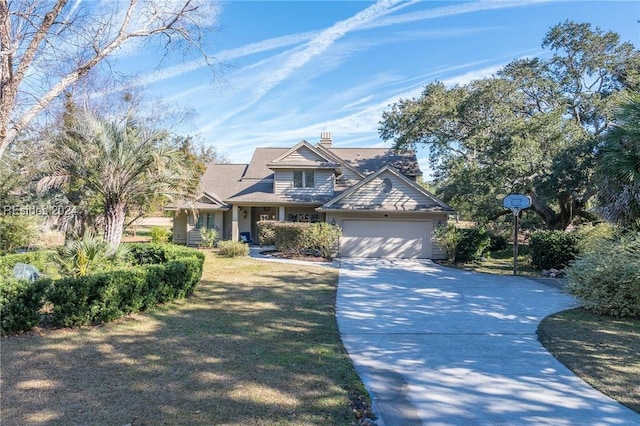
(294, 170, 315, 188)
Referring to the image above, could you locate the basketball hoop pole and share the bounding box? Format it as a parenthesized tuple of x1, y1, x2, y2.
(511, 207, 521, 275)
(502, 194, 530, 276)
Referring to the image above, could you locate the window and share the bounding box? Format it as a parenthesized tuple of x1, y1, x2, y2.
(293, 170, 315, 188)
(196, 213, 215, 229)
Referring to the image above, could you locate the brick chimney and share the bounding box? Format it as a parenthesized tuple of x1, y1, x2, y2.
(319, 132, 332, 148)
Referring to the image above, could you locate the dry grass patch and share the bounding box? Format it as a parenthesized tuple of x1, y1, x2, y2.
(1, 253, 370, 425)
(537, 308, 640, 414)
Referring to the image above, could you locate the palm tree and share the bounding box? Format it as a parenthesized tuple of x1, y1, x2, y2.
(596, 92, 640, 229)
(40, 113, 197, 249)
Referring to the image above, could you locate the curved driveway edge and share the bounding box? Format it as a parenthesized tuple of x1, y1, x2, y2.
(336, 259, 640, 426)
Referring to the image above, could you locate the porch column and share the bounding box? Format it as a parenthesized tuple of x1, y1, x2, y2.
(232, 205, 239, 241)
(278, 206, 285, 221)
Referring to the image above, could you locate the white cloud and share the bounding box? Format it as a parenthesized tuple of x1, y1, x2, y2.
(367, 0, 551, 29)
(209, 0, 410, 125)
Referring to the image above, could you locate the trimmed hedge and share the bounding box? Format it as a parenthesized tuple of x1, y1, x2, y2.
(273, 222, 309, 253)
(46, 244, 204, 327)
(1, 244, 205, 333)
(530, 231, 579, 270)
(257, 220, 277, 246)
(0, 278, 49, 335)
(264, 221, 341, 259)
(46, 256, 203, 326)
(1, 251, 55, 335)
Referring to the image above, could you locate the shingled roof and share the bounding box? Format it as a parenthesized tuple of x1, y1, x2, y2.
(170, 139, 423, 207)
(328, 148, 422, 178)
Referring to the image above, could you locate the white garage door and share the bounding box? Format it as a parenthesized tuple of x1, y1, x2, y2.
(341, 219, 432, 259)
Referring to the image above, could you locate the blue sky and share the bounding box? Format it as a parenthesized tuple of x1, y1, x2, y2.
(118, 0, 639, 175)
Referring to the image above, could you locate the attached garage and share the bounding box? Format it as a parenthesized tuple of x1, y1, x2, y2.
(341, 219, 433, 259)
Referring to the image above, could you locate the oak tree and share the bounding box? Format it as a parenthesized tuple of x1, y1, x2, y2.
(380, 21, 639, 229)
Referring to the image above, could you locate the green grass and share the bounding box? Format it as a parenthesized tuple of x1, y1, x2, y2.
(442, 246, 539, 276)
(0, 253, 371, 425)
(538, 308, 640, 414)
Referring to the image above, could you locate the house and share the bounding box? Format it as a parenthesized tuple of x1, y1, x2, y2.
(166, 133, 455, 259)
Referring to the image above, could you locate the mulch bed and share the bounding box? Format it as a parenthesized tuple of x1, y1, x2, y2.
(260, 249, 333, 263)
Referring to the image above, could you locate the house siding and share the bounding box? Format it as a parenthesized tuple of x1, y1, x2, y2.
(280, 146, 326, 164)
(335, 174, 428, 210)
(274, 169, 334, 196)
(183, 211, 225, 246)
(172, 212, 188, 244)
(335, 168, 362, 192)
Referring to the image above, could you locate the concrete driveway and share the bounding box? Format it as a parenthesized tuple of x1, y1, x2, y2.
(337, 259, 640, 426)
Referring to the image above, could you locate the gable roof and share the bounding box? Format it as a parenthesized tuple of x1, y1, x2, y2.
(327, 148, 422, 178)
(318, 165, 454, 213)
(169, 136, 428, 208)
(243, 148, 287, 179)
(198, 163, 249, 198)
(164, 191, 230, 211)
(266, 140, 340, 170)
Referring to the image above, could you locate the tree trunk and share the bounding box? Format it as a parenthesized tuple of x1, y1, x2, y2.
(104, 201, 126, 251)
(529, 190, 594, 230)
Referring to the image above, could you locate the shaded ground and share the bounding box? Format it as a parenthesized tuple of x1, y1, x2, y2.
(538, 308, 640, 414)
(0, 253, 372, 425)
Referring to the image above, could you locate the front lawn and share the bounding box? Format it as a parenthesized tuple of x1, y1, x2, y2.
(538, 308, 640, 414)
(0, 252, 371, 425)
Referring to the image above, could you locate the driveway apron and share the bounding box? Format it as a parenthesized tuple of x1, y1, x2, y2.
(337, 259, 640, 426)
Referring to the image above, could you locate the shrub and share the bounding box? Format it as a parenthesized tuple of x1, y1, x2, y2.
(199, 227, 218, 248)
(218, 240, 250, 257)
(257, 220, 277, 245)
(456, 227, 491, 263)
(530, 231, 579, 270)
(273, 222, 308, 253)
(433, 224, 462, 262)
(303, 222, 341, 259)
(566, 235, 640, 317)
(0, 250, 54, 279)
(573, 223, 618, 254)
(46, 245, 204, 327)
(488, 233, 509, 252)
(149, 226, 172, 243)
(127, 243, 203, 264)
(0, 215, 37, 253)
(433, 225, 489, 263)
(0, 278, 49, 335)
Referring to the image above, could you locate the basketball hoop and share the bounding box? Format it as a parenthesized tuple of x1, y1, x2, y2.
(502, 194, 531, 275)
